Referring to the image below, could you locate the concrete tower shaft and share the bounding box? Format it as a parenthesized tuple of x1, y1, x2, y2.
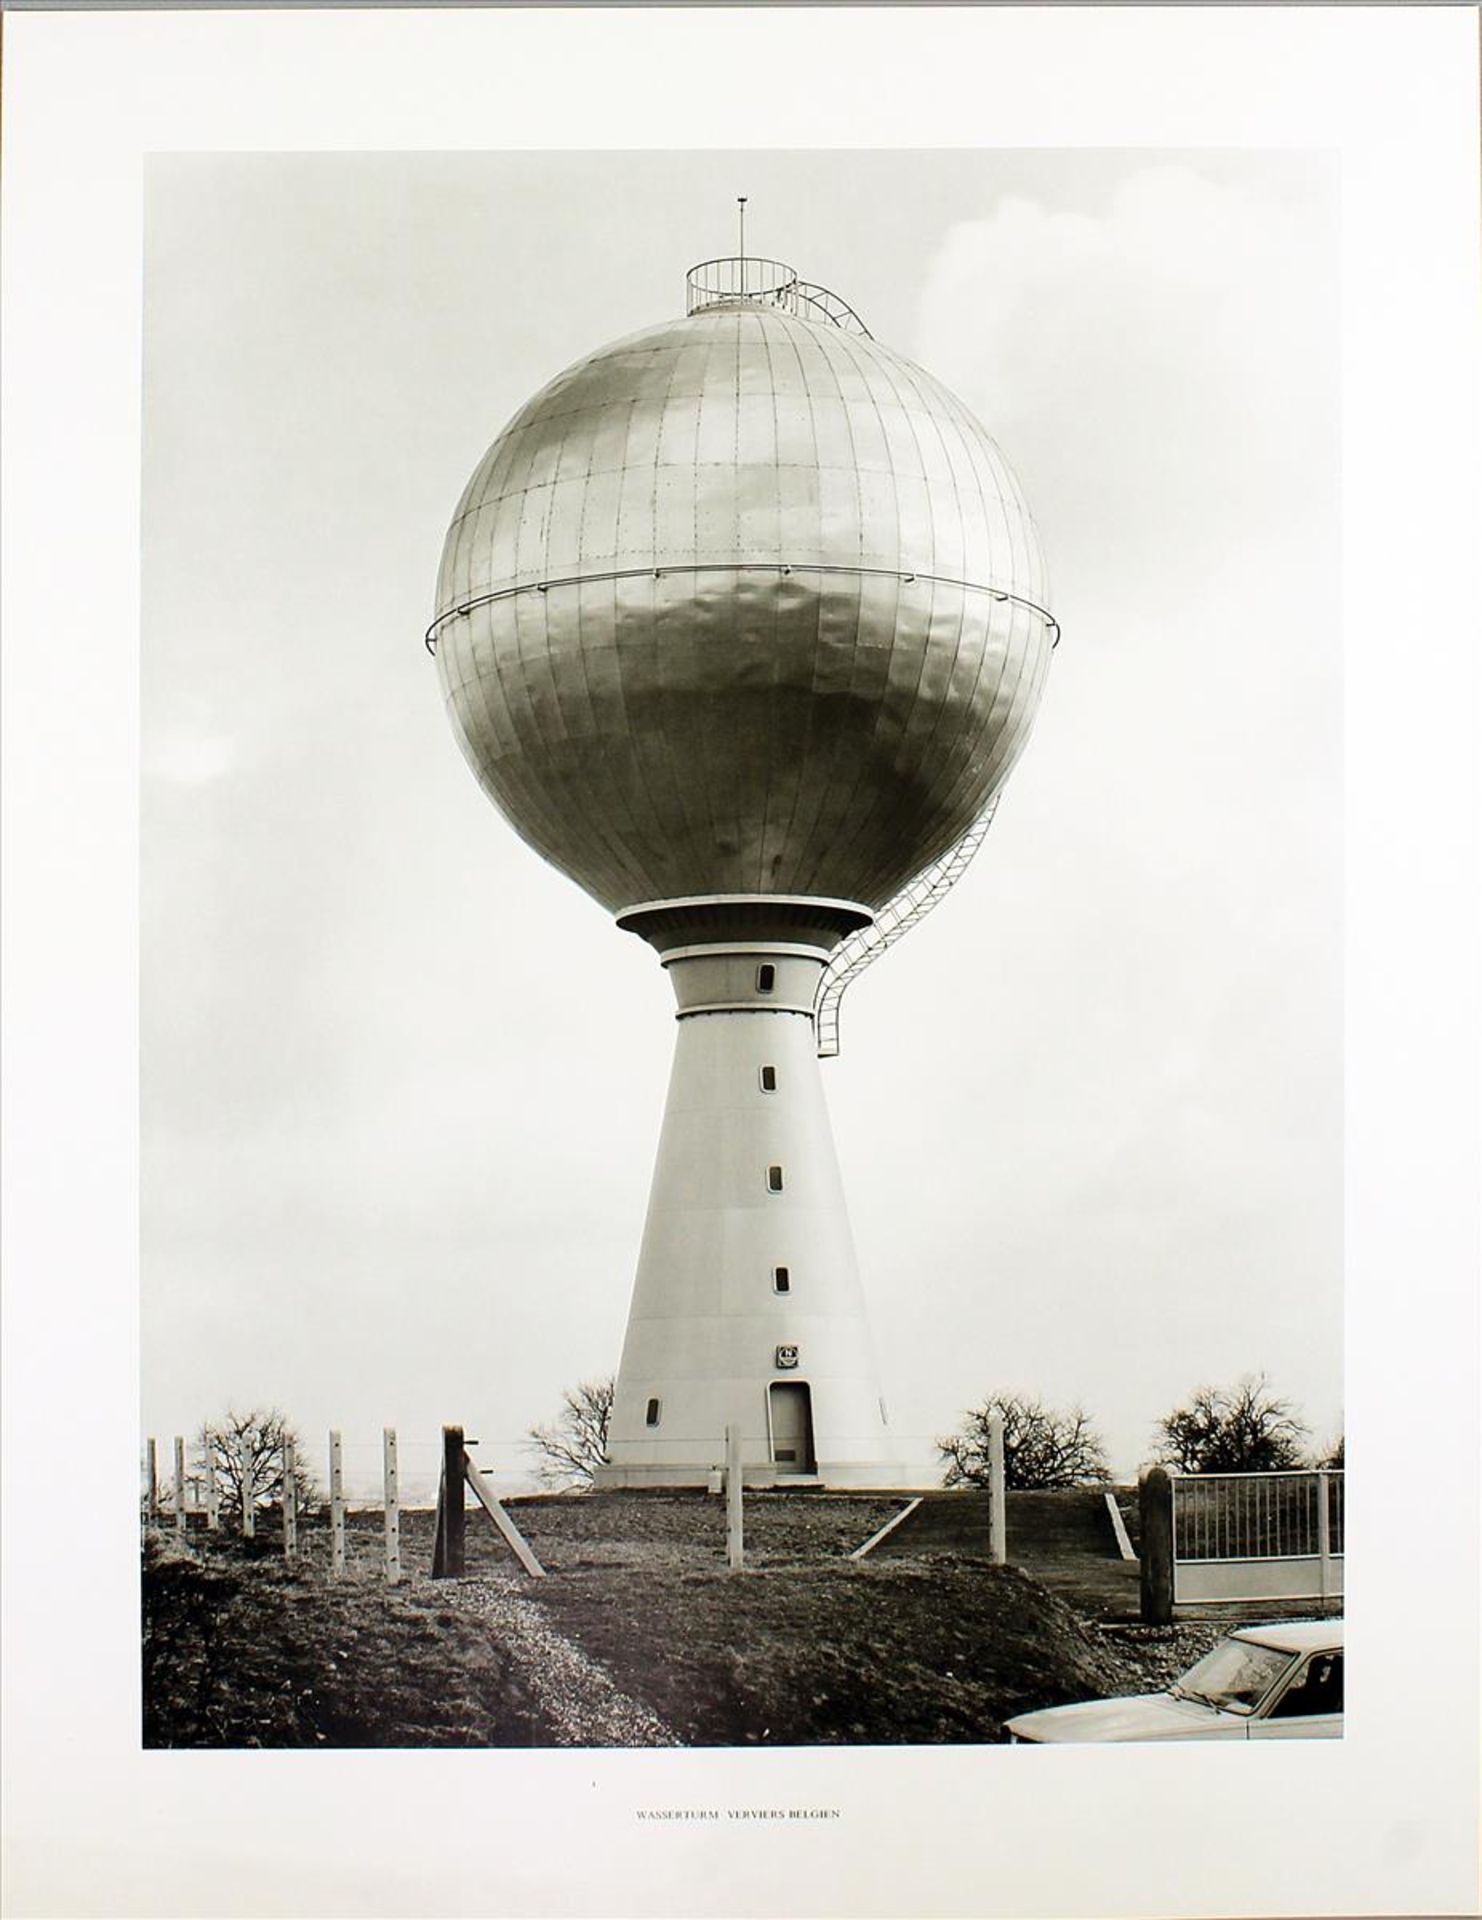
(600, 913, 909, 1486)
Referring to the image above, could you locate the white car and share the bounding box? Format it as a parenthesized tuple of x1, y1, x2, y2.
(1005, 1619, 1343, 1742)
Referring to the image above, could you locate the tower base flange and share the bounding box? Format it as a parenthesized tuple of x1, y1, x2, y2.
(593, 1460, 938, 1492)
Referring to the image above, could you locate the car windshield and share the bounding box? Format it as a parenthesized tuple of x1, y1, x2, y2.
(1170, 1637, 1293, 1715)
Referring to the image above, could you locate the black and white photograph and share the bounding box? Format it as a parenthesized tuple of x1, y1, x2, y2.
(2, 8, 1478, 1919)
(135, 143, 1345, 1750)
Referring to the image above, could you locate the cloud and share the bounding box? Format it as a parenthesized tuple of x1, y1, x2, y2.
(884, 163, 1342, 1471)
(913, 164, 1335, 571)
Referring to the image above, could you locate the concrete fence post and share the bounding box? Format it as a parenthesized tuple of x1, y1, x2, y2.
(987, 1413, 1007, 1565)
(1139, 1467, 1174, 1624)
(725, 1423, 744, 1571)
(239, 1437, 255, 1539)
(173, 1437, 187, 1534)
(282, 1439, 299, 1563)
(145, 1438, 158, 1519)
(1316, 1470, 1332, 1604)
(384, 1428, 402, 1585)
(328, 1430, 345, 1577)
(205, 1452, 220, 1532)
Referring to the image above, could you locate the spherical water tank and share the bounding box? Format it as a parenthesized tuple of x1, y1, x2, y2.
(432, 294, 1054, 917)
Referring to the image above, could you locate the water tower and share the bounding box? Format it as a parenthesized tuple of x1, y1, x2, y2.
(428, 250, 1057, 1487)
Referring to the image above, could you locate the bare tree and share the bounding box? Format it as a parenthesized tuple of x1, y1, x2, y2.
(1154, 1374, 1310, 1474)
(198, 1407, 318, 1526)
(1316, 1430, 1345, 1470)
(527, 1378, 614, 1489)
(939, 1393, 1110, 1491)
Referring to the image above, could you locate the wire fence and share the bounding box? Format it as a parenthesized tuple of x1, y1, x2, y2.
(141, 1427, 558, 1584)
(141, 1432, 549, 1515)
(142, 1429, 967, 1517)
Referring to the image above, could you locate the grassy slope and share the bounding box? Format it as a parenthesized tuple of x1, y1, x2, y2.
(142, 1533, 554, 1748)
(525, 1556, 1123, 1745)
(142, 1494, 1221, 1749)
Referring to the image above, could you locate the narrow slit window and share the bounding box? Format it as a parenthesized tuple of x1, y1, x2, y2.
(645, 1397, 661, 1428)
(759, 1065, 778, 1092)
(766, 1164, 784, 1193)
(756, 963, 776, 994)
(773, 1266, 791, 1294)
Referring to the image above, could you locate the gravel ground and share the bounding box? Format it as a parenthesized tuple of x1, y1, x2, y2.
(1092, 1620, 1231, 1692)
(452, 1574, 676, 1746)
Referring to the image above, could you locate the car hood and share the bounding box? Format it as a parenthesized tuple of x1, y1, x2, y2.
(1006, 1691, 1240, 1743)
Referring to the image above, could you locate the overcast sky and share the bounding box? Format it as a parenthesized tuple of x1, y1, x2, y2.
(141, 149, 1340, 1494)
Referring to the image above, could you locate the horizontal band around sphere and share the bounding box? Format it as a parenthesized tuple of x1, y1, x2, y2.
(426, 560, 1059, 655)
(438, 569, 1050, 913)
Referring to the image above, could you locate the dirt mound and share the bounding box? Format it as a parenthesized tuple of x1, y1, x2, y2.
(529, 1556, 1128, 1746)
(142, 1535, 553, 1748)
(141, 1498, 1185, 1749)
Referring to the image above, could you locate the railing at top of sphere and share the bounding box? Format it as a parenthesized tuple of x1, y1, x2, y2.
(685, 258, 873, 338)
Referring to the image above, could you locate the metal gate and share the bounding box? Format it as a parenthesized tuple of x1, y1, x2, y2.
(1172, 1469, 1344, 1606)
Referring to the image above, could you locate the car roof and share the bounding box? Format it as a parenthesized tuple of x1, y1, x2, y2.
(1232, 1619, 1344, 1654)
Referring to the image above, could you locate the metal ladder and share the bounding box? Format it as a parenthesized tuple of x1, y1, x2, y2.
(813, 801, 998, 1058)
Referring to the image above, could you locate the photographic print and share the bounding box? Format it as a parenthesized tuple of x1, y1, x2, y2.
(138, 147, 1343, 1751)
